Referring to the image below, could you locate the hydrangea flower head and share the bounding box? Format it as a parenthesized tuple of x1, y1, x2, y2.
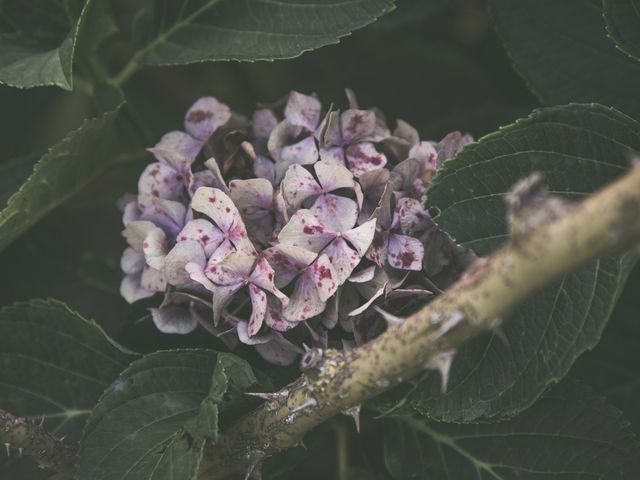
(119, 90, 474, 365)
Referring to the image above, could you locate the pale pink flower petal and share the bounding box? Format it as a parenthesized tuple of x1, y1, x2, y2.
(140, 265, 166, 292)
(394, 197, 432, 236)
(341, 109, 376, 144)
(151, 305, 198, 334)
(345, 142, 387, 177)
(263, 244, 317, 288)
(409, 141, 438, 171)
(141, 227, 168, 271)
(342, 218, 376, 256)
(205, 251, 254, 286)
(284, 91, 321, 132)
(387, 233, 424, 271)
(319, 146, 345, 166)
(137, 162, 184, 200)
(308, 254, 339, 301)
(281, 164, 322, 208)
(176, 219, 224, 256)
(249, 257, 288, 306)
(283, 273, 326, 322)
(323, 237, 361, 285)
(276, 136, 319, 182)
(311, 194, 357, 233)
(247, 285, 267, 337)
(153, 130, 203, 162)
(164, 240, 206, 288)
(253, 108, 279, 138)
(191, 187, 240, 232)
(314, 161, 354, 191)
(120, 273, 154, 304)
(365, 229, 389, 267)
(137, 196, 186, 236)
(184, 96, 231, 141)
(277, 209, 336, 253)
(120, 247, 144, 275)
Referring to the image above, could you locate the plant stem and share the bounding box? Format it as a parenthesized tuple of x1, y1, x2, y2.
(198, 166, 640, 479)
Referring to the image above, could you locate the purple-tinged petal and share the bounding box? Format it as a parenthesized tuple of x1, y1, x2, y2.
(284, 91, 321, 132)
(137, 196, 187, 236)
(190, 158, 228, 195)
(253, 155, 276, 184)
(211, 283, 244, 325)
(263, 244, 316, 288)
(121, 199, 140, 226)
(185, 261, 217, 292)
(191, 187, 241, 232)
(268, 121, 302, 160)
(319, 146, 345, 166)
(277, 209, 336, 252)
(265, 301, 298, 332)
(205, 251, 254, 286)
(409, 141, 438, 171)
(121, 247, 144, 275)
(358, 168, 390, 223)
(249, 257, 288, 306)
(394, 119, 420, 145)
(164, 240, 206, 288)
(311, 194, 357, 233)
(394, 197, 432, 235)
(120, 273, 154, 303)
(248, 284, 267, 337)
(138, 162, 184, 200)
(254, 337, 299, 366)
(348, 265, 377, 283)
(317, 110, 342, 146)
(208, 238, 237, 264)
(308, 254, 338, 301)
(281, 164, 321, 208)
(346, 142, 387, 177)
(140, 265, 166, 292)
(236, 321, 272, 345)
(314, 160, 354, 192)
(253, 108, 279, 138)
(324, 237, 362, 285)
(365, 229, 389, 267)
(184, 96, 231, 141)
(342, 218, 376, 256)
(341, 109, 376, 144)
(276, 136, 319, 182)
(151, 305, 198, 334)
(141, 227, 168, 271)
(436, 131, 473, 163)
(122, 220, 160, 251)
(282, 273, 326, 322)
(273, 192, 288, 237)
(229, 178, 273, 210)
(387, 233, 424, 271)
(153, 130, 203, 162)
(348, 286, 385, 317)
(177, 219, 224, 256)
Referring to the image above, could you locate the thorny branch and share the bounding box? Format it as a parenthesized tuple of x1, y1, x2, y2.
(1, 167, 639, 478)
(198, 166, 640, 479)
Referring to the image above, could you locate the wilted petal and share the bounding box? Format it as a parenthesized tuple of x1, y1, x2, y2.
(205, 251, 254, 285)
(281, 164, 322, 208)
(121, 247, 144, 275)
(164, 240, 206, 288)
(387, 233, 424, 271)
(248, 284, 267, 336)
(308, 254, 338, 301)
(276, 136, 319, 182)
(141, 227, 168, 271)
(185, 261, 217, 292)
(283, 273, 326, 322)
(263, 244, 317, 288)
(184, 96, 231, 141)
(191, 187, 241, 232)
(137, 196, 186, 236)
(394, 197, 432, 235)
(284, 91, 321, 132)
(236, 321, 272, 345)
(140, 265, 166, 292)
(190, 158, 228, 195)
(386, 287, 433, 301)
(138, 162, 184, 200)
(253, 108, 279, 138)
(254, 337, 299, 366)
(348, 265, 377, 283)
(253, 155, 276, 184)
(319, 146, 345, 166)
(278, 209, 336, 252)
(358, 168, 390, 222)
(409, 141, 438, 171)
(249, 257, 288, 306)
(318, 110, 342, 146)
(153, 130, 203, 162)
(151, 305, 198, 334)
(341, 109, 376, 144)
(436, 131, 473, 163)
(342, 219, 376, 256)
(365, 229, 389, 267)
(324, 237, 362, 285)
(229, 178, 273, 210)
(394, 119, 420, 145)
(120, 273, 154, 303)
(122, 220, 160, 251)
(348, 285, 385, 317)
(314, 161, 354, 192)
(177, 219, 224, 256)
(346, 142, 387, 177)
(268, 121, 303, 161)
(265, 301, 298, 332)
(311, 194, 357, 233)
(208, 238, 237, 264)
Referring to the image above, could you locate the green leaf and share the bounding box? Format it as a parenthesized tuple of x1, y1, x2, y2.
(382, 380, 640, 479)
(604, 0, 640, 62)
(0, 299, 136, 440)
(77, 350, 256, 480)
(121, 0, 395, 71)
(489, 0, 640, 118)
(405, 103, 640, 422)
(0, 0, 94, 90)
(0, 98, 132, 252)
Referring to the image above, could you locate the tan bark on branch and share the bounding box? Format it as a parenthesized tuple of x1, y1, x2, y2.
(198, 166, 640, 479)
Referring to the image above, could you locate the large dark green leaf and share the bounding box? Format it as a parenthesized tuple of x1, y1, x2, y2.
(0, 99, 135, 252)
(77, 350, 256, 480)
(383, 380, 640, 479)
(124, 0, 395, 68)
(403, 103, 639, 422)
(0, 0, 94, 89)
(0, 299, 136, 440)
(489, 0, 640, 118)
(604, 0, 640, 62)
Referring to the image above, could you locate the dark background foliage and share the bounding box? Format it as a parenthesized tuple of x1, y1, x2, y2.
(1, 0, 639, 478)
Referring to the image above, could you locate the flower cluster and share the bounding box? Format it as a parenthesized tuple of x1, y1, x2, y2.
(119, 90, 472, 365)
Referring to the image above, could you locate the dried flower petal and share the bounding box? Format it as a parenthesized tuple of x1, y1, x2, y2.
(151, 305, 198, 334)
(184, 96, 231, 141)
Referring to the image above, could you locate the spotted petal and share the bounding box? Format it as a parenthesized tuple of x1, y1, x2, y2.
(324, 237, 362, 285)
(314, 161, 354, 192)
(319, 146, 345, 166)
(141, 227, 168, 271)
(341, 109, 376, 144)
(282, 273, 326, 322)
(394, 197, 432, 235)
(184, 96, 231, 141)
(248, 284, 267, 337)
(263, 244, 317, 288)
(284, 91, 321, 132)
(249, 257, 288, 306)
(366, 229, 389, 267)
(205, 251, 254, 286)
(138, 162, 184, 200)
(122, 220, 161, 251)
(265, 300, 298, 332)
(153, 130, 203, 162)
(387, 233, 424, 271)
(409, 141, 438, 171)
(281, 164, 322, 208)
(177, 219, 224, 256)
(151, 305, 198, 334)
(308, 254, 339, 301)
(191, 187, 240, 232)
(311, 194, 357, 233)
(164, 240, 206, 288)
(277, 209, 336, 252)
(345, 142, 387, 177)
(276, 136, 319, 182)
(140, 265, 166, 292)
(137, 196, 186, 237)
